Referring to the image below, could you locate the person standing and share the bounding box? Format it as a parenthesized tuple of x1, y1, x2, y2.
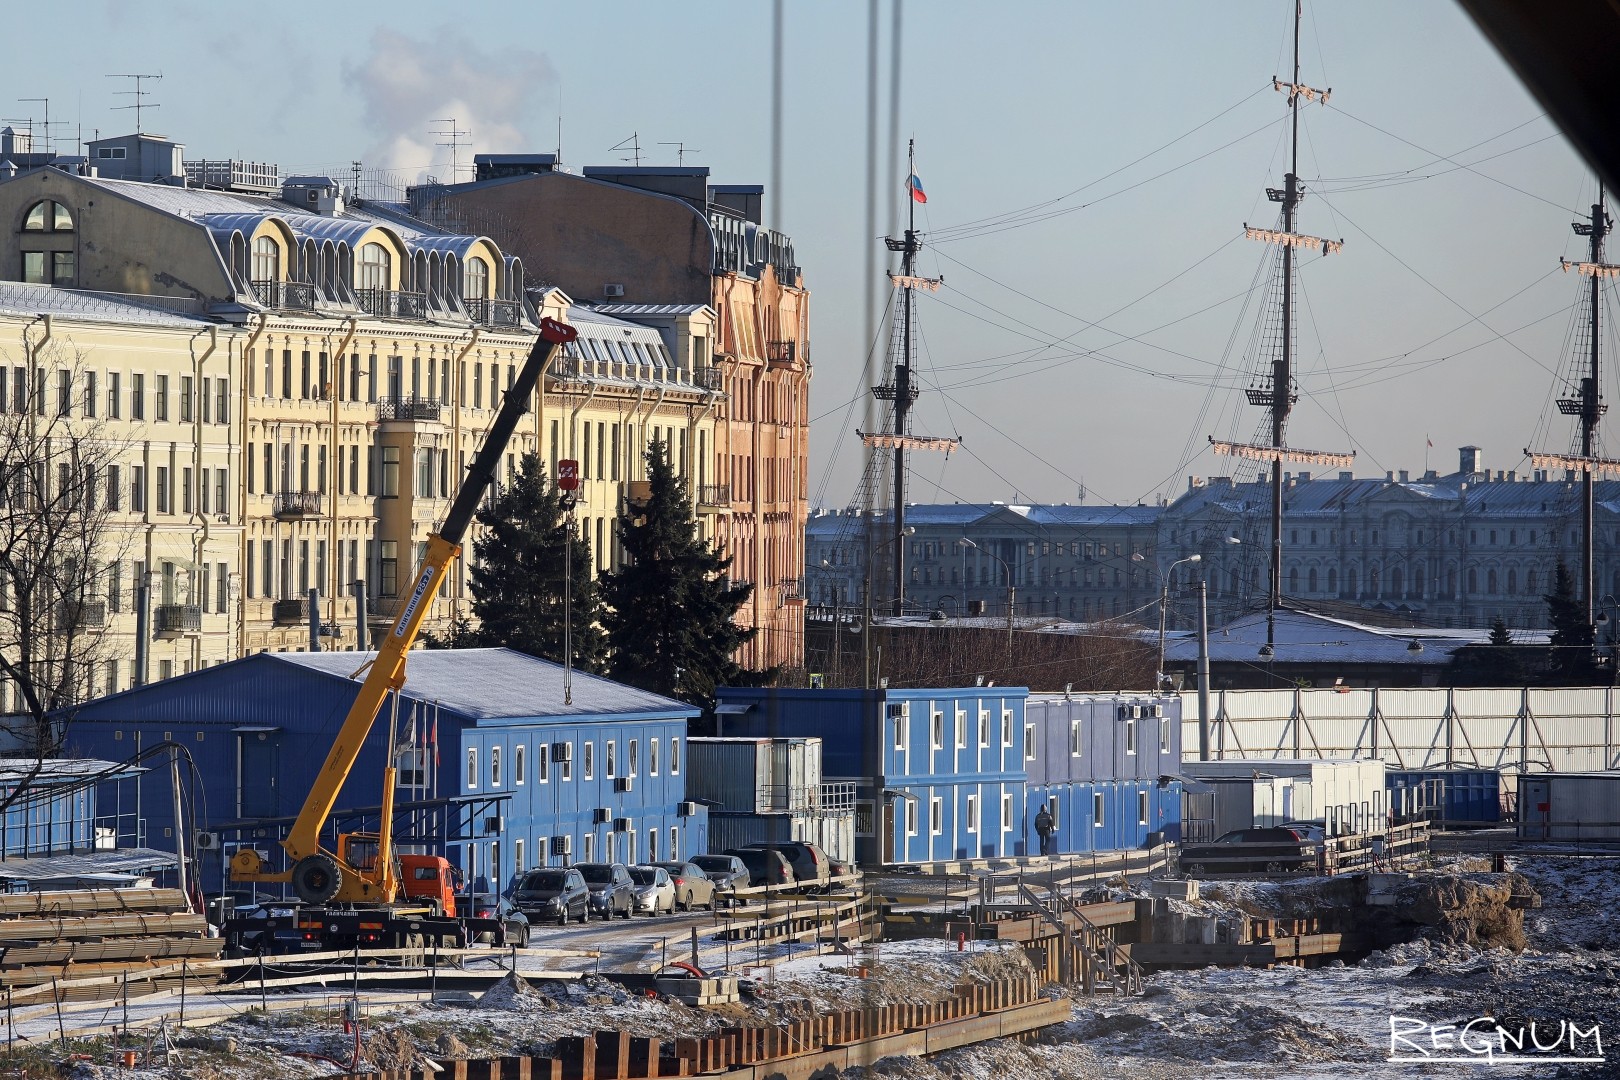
(1034, 803, 1055, 856)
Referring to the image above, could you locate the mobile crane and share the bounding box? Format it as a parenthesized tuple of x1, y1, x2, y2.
(226, 316, 579, 953)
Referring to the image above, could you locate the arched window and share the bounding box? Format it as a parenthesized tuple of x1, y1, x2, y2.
(1527, 569, 1538, 594)
(1467, 568, 1478, 593)
(465, 256, 490, 299)
(1348, 568, 1359, 596)
(1414, 565, 1425, 596)
(1328, 568, 1338, 593)
(1369, 566, 1381, 594)
(252, 236, 279, 283)
(1487, 569, 1498, 593)
(357, 242, 390, 290)
(1288, 567, 1299, 593)
(22, 200, 72, 232)
(1391, 567, 1403, 596)
(1307, 567, 1318, 592)
(1507, 568, 1518, 594)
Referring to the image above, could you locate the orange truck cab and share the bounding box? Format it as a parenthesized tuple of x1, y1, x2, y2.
(398, 854, 462, 917)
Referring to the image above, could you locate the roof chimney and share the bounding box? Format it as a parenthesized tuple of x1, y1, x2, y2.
(1398, 470, 1409, 483)
(1459, 445, 1483, 477)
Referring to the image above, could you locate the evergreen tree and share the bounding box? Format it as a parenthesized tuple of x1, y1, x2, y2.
(600, 439, 764, 703)
(425, 455, 606, 670)
(1445, 615, 1533, 687)
(1545, 561, 1597, 684)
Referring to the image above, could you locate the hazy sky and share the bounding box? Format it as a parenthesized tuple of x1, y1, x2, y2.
(13, 2, 1600, 509)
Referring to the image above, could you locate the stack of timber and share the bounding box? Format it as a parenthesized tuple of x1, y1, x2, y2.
(0, 888, 219, 1001)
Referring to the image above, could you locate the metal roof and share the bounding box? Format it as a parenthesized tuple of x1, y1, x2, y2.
(272, 648, 699, 722)
(593, 303, 714, 317)
(805, 502, 1159, 535)
(1163, 608, 1550, 666)
(0, 757, 141, 785)
(0, 848, 178, 883)
(0, 282, 210, 327)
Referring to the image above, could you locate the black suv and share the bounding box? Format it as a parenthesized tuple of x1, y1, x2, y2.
(738, 841, 831, 891)
(1179, 827, 1314, 876)
(724, 847, 795, 888)
(574, 862, 635, 919)
(511, 867, 590, 926)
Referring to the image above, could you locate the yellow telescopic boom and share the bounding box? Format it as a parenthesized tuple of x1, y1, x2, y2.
(230, 317, 579, 904)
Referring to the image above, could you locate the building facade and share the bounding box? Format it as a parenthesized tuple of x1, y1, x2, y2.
(1158, 446, 1620, 632)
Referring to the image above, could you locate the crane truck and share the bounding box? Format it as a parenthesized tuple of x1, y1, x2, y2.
(224, 316, 579, 954)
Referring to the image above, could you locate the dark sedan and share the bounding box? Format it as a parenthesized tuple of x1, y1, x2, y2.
(1179, 827, 1315, 876)
(511, 868, 590, 926)
(691, 854, 751, 906)
(574, 862, 634, 919)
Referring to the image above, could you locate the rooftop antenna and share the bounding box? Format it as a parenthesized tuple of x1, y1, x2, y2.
(657, 141, 701, 166)
(17, 99, 49, 155)
(431, 119, 470, 183)
(555, 82, 563, 164)
(106, 73, 162, 133)
(609, 132, 642, 166)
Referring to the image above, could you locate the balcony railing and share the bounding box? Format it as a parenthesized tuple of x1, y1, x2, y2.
(355, 288, 429, 320)
(271, 598, 307, 626)
(698, 483, 731, 508)
(55, 600, 107, 633)
(155, 604, 202, 634)
(464, 297, 525, 328)
(272, 490, 323, 519)
(377, 395, 443, 422)
(249, 280, 317, 311)
(776, 577, 803, 599)
(766, 340, 798, 366)
(693, 366, 725, 391)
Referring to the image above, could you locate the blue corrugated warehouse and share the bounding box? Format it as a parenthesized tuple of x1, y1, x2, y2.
(714, 686, 1030, 865)
(1023, 693, 1183, 852)
(61, 649, 705, 894)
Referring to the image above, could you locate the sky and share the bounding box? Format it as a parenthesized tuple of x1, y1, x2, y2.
(9, 1, 1602, 510)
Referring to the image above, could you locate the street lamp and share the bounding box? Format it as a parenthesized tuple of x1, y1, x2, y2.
(1132, 553, 1201, 691)
(957, 538, 1015, 661)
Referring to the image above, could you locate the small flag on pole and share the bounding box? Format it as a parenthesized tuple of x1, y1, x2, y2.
(430, 714, 439, 768)
(906, 172, 927, 204)
(1426, 437, 1433, 448)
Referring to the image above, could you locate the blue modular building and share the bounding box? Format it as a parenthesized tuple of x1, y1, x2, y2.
(0, 758, 134, 859)
(714, 686, 1030, 865)
(60, 649, 705, 895)
(1023, 693, 1183, 852)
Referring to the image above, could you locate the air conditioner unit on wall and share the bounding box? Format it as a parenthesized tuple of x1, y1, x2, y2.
(593, 807, 611, 824)
(614, 776, 634, 793)
(551, 742, 572, 762)
(551, 835, 572, 856)
(483, 816, 504, 835)
(678, 801, 699, 817)
(886, 703, 907, 719)
(613, 817, 632, 833)
(192, 830, 219, 851)
(604, 284, 625, 298)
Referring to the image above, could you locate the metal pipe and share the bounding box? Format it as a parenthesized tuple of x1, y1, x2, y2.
(351, 578, 368, 651)
(134, 581, 150, 688)
(169, 748, 188, 908)
(1197, 579, 1211, 762)
(308, 587, 321, 652)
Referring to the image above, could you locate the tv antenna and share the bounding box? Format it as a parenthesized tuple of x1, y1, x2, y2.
(106, 73, 162, 133)
(609, 132, 643, 166)
(431, 119, 470, 183)
(658, 141, 701, 166)
(16, 99, 63, 155)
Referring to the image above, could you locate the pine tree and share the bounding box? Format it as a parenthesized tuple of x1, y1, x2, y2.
(600, 439, 764, 703)
(426, 454, 606, 670)
(1545, 561, 1596, 684)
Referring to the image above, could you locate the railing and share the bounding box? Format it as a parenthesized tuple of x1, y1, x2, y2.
(698, 483, 732, 507)
(249, 280, 317, 311)
(55, 601, 107, 632)
(766, 340, 797, 366)
(271, 599, 307, 626)
(463, 297, 524, 328)
(355, 288, 428, 320)
(1017, 882, 1144, 996)
(271, 490, 323, 519)
(154, 604, 202, 634)
(694, 366, 725, 391)
(377, 395, 442, 422)
(551, 354, 590, 384)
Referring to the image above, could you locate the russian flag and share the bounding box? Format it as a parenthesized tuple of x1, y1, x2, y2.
(906, 172, 927, 204)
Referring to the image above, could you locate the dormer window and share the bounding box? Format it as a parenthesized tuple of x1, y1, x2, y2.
(23, 201, 73, 232)
(358, 242, 389, 291)
(251, 236, 279, 283)
(464, 256, 489, 300)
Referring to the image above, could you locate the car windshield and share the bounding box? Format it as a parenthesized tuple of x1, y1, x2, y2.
(693, 856, 730, 871)
(517, 871, 569, 891)
(655, 863, 688, 875)
(629, 868, 659, 885)
(577, 865, 614, 883)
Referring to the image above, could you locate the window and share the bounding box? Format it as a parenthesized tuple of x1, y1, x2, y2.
(1024, 723, 1037, 761)
(559, 741, 573, 781)
(252, 236, 278, 283)
(1070, 718, 1083, 757)
(1002, 793, 1013, 830)
(1138, 790, 1150, 826)
(904, 799, 918, 836)
(628, 739, 638, 776)
(930, 796, 943, 835)
(381, 446, 399, 497)
(155, 466, 170, 513)
(649, 737, 659, 776)
(490, 746, 501, 788)
(514, 838, 525, 872)
(379, 540, 398, 596)
(1094, 791, 1105, 827)
(538, 747, 550, 783)
(22, 200, 73, 232)
(466, 748, 478, 790)
(95, 147, 127, 160)
(605, 740, 616, 778)
(670, 738, 680, 775)
(1160, 717, 1170, 753)
(131, 373, 144, 419)
(931, 710, 944, 750)
(955, 708, 967, 749)
(131, 466, 145, 512)
(1125, 718, 1137, 755)
(514, 745, 525, 785)
(1001, 709, 1013, 748)
(978, 709, 990, 748)
(583, 741, 594, 780)
(966, 794, 979, 832)
(465, 256, 490, 299)
(892, 709, 906, 751)
(669, 826, 679, 861)
(180, 375, 193, 422)
(358, 242, 390, 290)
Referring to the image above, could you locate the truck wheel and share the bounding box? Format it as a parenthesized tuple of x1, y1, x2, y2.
(291, 853, 342, 904)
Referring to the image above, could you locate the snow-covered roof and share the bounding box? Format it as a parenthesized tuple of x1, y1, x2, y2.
(1163, 608, 1550, 666)
(0, 281, 210, 327)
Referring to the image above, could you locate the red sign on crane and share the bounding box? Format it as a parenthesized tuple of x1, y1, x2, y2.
(557, 459, 580, 491)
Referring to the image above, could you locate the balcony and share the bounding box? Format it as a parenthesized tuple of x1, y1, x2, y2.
(355, 288, 429, 320)
(777, 577, 803, 600)
(272, 490, 323, 520)
(377, 395, 442, 423)
(155, 604, 202, 635)
(272, 598, 307, 626)
(55, 600, 107, 633)
(464, 297, 525, 328)
(693, 366, 725, 392)
(766, 340, 798, 367)
(697, 484, 731, 512)
(249, 279, 317, 312)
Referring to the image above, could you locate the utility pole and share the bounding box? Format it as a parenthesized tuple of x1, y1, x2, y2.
(1196, 579, 1211, 761)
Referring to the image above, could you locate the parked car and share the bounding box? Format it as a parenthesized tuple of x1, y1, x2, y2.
(724, 847, 795, 888)
(511, 868, 590, 926)
(738, 841, 831, 891)
(652, 861, 717, 910)
(629, 866, 676, 915)
(1278, 820, 1327, 842)
(1178, 828, 1315, 876)
(691, 855, 751, 906)
(456, 892, 531, 946)
(574, 862, 635, 919)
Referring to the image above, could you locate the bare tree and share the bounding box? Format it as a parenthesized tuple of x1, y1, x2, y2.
(0, 345, 134, 785)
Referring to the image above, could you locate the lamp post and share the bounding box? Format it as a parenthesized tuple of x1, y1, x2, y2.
(1134, 552, 1202, 691)
(957, 538, 1014, 663)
